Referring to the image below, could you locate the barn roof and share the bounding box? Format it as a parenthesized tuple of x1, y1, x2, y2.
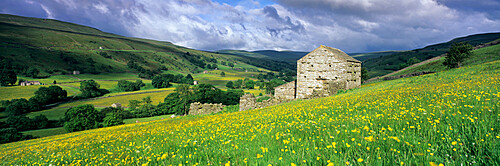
(299, 45, 361, 63)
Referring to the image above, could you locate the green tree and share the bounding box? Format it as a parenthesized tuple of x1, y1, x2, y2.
(361, 67, 369, 83)
(32, 114, 49, 129)
(0, 71, 16, 86)
(80, 80, 103, 98)
(443, 42, 473, 68)
(234, 79, 243, 89)
(6, 115, 34, 131)
(26, 67, 39, 78)
(32, 85, 67, 105)
(245, 80, 255, 89)
(117, 80, 144, 92)
(0, 59, 17, 86)
(265, 79, 285, 94)
(102, 113, 124, 127)
(220, 71, 225, 77)
(0, 128, 36, 144)
(5, 98, 31, 116)
(63, 104, 104, 132)
(226, 81, 233, 89)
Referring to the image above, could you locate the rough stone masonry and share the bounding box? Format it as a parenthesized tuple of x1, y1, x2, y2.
(275, 45, 361, 99)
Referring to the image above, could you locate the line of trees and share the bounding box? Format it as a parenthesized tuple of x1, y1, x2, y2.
(152, 74, 194, 88)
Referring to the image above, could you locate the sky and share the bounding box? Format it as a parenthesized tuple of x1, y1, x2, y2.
(1, 0, 499, 53)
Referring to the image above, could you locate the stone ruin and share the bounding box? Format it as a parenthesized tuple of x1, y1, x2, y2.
(188, 102, 224, 115)
(239, 93, 282, 111)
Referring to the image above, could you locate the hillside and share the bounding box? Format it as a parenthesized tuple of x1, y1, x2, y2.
(0, 14, 293, 77)
(218, 50, 308, 62)
(1, 57, 499, 165)
(363, 32, 500, 78)
(377, 39, 500, 80)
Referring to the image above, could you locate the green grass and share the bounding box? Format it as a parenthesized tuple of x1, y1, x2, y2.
(123, 114, 173, 124)
(21, 127, 67, 138)
(2, 58, 499, 165)
(388, 43, 500, 77)
(363, 33, 500, 78)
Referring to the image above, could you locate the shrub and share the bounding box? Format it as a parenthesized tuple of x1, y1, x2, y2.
(80, 80, 103, 98)
(117, 80, 145, 92)
(0, 128, 36, 144)
(443, 42, 473, 68)
(102, 113, 124, 127)
(64, 104, 104, 132)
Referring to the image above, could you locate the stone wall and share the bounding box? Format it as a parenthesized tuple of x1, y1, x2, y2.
(189, 102, 224, 115)
(274, 80, 296, 100)
(239, 93, 282, 111)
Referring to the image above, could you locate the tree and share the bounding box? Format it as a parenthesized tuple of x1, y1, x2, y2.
(443, 42, 473, 68)
(80, 80, 102, 98)
(152, 74, 173, 88)
(220, 71, 225, 77)
(102, 113, 124, 127)
(0, 71, 16, 86)
(226, 81, 234, 89)
(5, 98, 31, 116)
(265, 79, 285, 94)
(245, 80, 255, 89)
(6, 115, 34, 131)
(64, 104, 104, 132)
(32, 86, 67, 105)
(117, 80, 144, 91)
(26, 67, 39, 78)
(183, 74, 194, 84)
(361, 67, 369, 82)
(0, 128, 36, 144)
(32, 114, 49, 129)
(234, 79, 243, 89)
(0, 59, 17, 86)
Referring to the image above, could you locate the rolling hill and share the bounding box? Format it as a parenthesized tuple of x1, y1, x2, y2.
(0, 14, 293, 77)
(362, 32, 500, 78)
(1, 56, 499, 165)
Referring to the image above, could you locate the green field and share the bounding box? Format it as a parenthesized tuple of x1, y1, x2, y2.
(385, 42, 500, 79)
(2, 58, 499, 165)
(21, 114, 175, 138)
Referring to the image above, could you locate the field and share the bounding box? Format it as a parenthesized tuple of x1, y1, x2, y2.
(1, 59, 498, 165)
(384, 43, 500, 79)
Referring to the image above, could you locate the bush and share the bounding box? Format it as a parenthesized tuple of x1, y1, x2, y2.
(32, 114, 49, 129)
(5, 99, 31, 116)
(6, 115, 34, 131)
(0, 128, 36, 144)
(80, 80, 103, 98)
(102, 113, 124, 127)
(32, 85, 67, 105)
(117, 80, 145, 92)
(64, 104, 104, 132)
(443, 42, 473, 68)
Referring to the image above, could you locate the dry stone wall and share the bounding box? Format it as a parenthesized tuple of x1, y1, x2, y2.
(239, 93, 283, 111)
(274, 80, 296, 100)
(189, 102, 224, 115)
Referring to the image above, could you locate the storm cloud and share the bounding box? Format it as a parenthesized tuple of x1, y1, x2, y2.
(1, 0, 499, 52)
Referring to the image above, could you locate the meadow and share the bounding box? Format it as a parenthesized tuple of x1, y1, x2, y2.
(1, 59, 498, 165)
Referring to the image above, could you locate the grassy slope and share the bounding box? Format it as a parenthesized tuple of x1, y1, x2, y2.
(350, 51, 405, 61)
(363, 33, 500, 78)
(386, 42, 500, 78)
(1, 59, 499, 165)
(0, 14, 279, 76)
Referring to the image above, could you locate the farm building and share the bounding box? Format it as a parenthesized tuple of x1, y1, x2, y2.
(20, 81, 41, 86)
(275, 45, 361, 99)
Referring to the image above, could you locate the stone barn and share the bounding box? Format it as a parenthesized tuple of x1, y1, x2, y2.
(275, 45, 361, 99)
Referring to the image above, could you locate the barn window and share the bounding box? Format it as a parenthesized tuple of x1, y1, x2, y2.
(304, 76, 307, 78)
(319, 76, 321, 78)
(329, 64, 332, 67)
(311, 65, 313, 67)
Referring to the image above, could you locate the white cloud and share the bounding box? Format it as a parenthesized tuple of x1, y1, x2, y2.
(2, 0, 499, 52)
